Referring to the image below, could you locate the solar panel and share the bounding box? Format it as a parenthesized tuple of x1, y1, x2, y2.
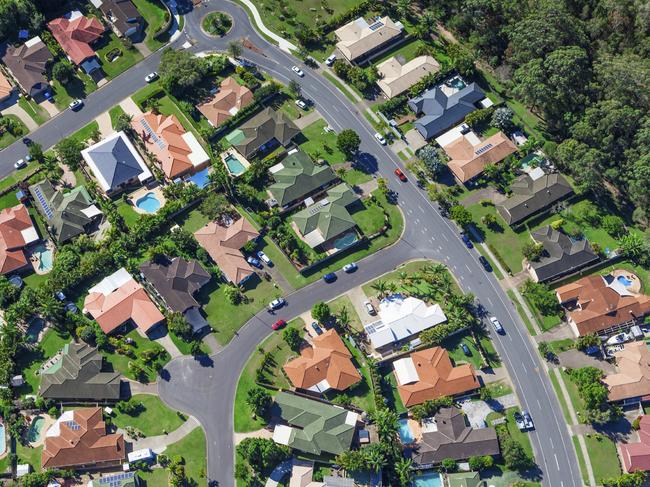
(139, 119, 167, 151)
(33, 186, 54, 220)
(63, 420, 80, 431)
(474, 143, 493, 155)
(368, 21, 384, 31)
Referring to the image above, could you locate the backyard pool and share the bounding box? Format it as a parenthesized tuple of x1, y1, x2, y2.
(0, 423, 5, 455)
(135, 192, 161, 213)
(398, 418, 415, 444)
(412, 472, 442, 487)
(333, 232, 357, 250)
(224, 154, 247, 176)
(187, 167, 210, 188)
(27, 415, 45, 443)
(447, 77, 466, 91)
(26, 318, 45, 343)
(617, 275, 633, 287)
(32, 243, 53, 272)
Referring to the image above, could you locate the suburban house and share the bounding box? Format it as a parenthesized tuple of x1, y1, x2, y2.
(411, 406, 499, 467)
(81, 131, 153, 196)
(0, 36, 53, 98)
(0, 204, 39, 275)
(29, 181, 102, 244)
(408, 83, 486, 140)
(291, 183, 359, 250)
(334, 16, 403, 63)
(83, 267, 165, 335)
(289, 460, 355, 487)
(283, 329, 361, 393)
(0, 71, 14, 101)
(444, 131, 517, 183)
(139, 257, 212, 335)
(447, 472, 484, 487)
(272, 392, 359, 456)
(193, 214, 259, 285)
(393, 346, 480, 407)
(197, 76, 254, 127)
(131, 112, 210, 180)
(39, 342, 121, 401)
(376, 55, 440, 99)
(91, 0, 142, 38)
(363, 294, 447, 353)
(620, 415, 650, 472)
(42, 407, 125, 469)
(496, 172, 573, 226)
(48, 11, 105, 74)
(604, 342, 650, 404)
(88, 472, 138, 487)
(267, 149, 337, 212)
(226, 107, 300, 159)
(526, 226, 599, 283)
(556, 274, 650, 336)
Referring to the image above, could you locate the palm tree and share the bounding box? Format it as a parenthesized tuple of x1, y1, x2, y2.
(364, 446, 385, 473)
(395, 458, 413, 486)
(371, 280, 388, 299)
(370, 408, 398, 441)
(228, 40, 242, 58)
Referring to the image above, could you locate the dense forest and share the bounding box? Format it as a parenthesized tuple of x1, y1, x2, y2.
(416, 0, 650, 225)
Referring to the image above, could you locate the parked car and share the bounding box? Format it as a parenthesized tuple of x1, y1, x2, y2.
(272, 319, 287, 330)
(268, 297, 286, 310)
(247, 256, 262, 268)
(461, 233, 473, 249)
(606, 332, 631, 345)
(257, 250, 273, 266)
(522, 410, 534, 430)
(145, 72, 159, 83)
(584, 345, 601, 356)
(461, 343, 471, 356)
(364, 301, 376, 315)
(14, 159, 26, 170)
(68, 99, 83, 111)
(514, 411, 526, 430)
(291, 66, 304, 77)
(342, 262, 357, 273)
(374, 132, 387, 145)
(478, 255, 492, 272)
(394, 168, 407, 182)
(311, 321, 323, 335)
(490, 316, 504, 334)
(64, 302, 78, 313)
(54, 291, 66, 301)
(325, 54, 336, 66)
(323, 272, 337, 283)
(295, 99, 308, 110)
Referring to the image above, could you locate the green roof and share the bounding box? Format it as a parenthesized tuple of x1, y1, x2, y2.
(447, 472, 483, 487)
(274, 392, 357, 456)
(268, 150, 336, 207)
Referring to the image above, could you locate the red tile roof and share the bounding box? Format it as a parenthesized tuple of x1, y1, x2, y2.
(0, 204, 37, 275)
(48, 13, 104, 65)
(197, 77, 254, 127)
(621, 415, 650, 472)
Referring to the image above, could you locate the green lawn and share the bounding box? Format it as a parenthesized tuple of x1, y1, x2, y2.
(506, 290, 536, 336)
(485, 380, 513, 398)
(328, 295, 363, 332)
(571, 436, 590, 487)
(441, 331, 484, 369)
(350, 198, 386, 236)
(583, 434, 621, 484)
(109, 105, 127, 129)
(487, 407, 534, 459)
(299, 119, 348, 165)
(595, 260, 650, 295)
(548, 369, 572, 424)
(95, 34, 144, 79)
(0, 191, 19, 210)
(522, 292, 562, 332)
(52, 73, 97, 111)
(338, 166, 373, 187)
(168, 330, 211, 355)
(132, 0, 169, 50)
(112, 394, 184, 436)
(322, 71, 358, 103)
(17, 443, 42, 473)
(559, 368, 588, 423)
(373, 39, 429, 65)
(69, 120, 100, 145)
(548, 338, 574, 355)
(18, 96, 49, 125)
(132, 81, 164, 108)
(101, 328, 169, 382)
(0, 114, 28, 149)
(0, 160, 39, 193)
(15, 328, 71, 397)
(117, 199, 141, 227)
(362, 259, 458, 297)
(380, 366, 407, 414)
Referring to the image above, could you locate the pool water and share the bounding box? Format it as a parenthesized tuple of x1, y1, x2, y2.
(27, 416, 45, 443)
(333, 232, 357, 250)
(224, 154, 246, 176)
(135, 192, 161, 213)
(448, 77, 466, 91)
(26, 318, 45, 343)
(0, 424, 5, 455)
(188, 167, 210, 188)
(617, 275, 633, 287)
(32, 243, 53, 272)
(398, 418, 415, 444)
(412, 472, 442, 487)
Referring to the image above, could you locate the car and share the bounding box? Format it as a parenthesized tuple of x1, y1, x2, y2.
(478, 255, 492, 272)
(461, 343, 471, 356)
(13, 159, 26, 170)
(64, 302, 78, 313)
(291, 65, 304, 77)
(374, 132, 387, 145)
(342, 262, 357, 273)
(69, 99, 83, 111)
(272, 319, 287, 330)
(394, 168, 407, 182)
(364, 301, 376, 315)
(268, 297, 286, 310)
(514, 411, 526, 430)
(256, 250, 273, 266)
(311, 321, 323, 335)
(323, 272, 337, 283)
(145, 72, 159, 83)
(490, 316, 504, 334)
(606, 332, 631, 345)
(325, 54, 336, 66)
(295, 99, 308, 110)
(461, 233, 473, 249)
(522, 410, 534, 430)
(54, 291, 66, 301)
(22, 137, 32, 145)
(246, 256, 262, 268)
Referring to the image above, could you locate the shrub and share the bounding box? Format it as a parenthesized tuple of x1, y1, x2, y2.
(601, 215, 626, 237)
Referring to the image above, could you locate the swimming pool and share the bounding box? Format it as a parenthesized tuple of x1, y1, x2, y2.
(32, 243, 53, 272)
(333, 232, 357, 250)
(26, 318, 45, 343)
(617, 275, 633, 287)
(0, 423, 5, 455)
(448, 77, 466, 91)
(27, 416, 45, 443)
(224, 154, 246, 176)
(188, 167, 210, 188)
(398, 418, 415, 444)
(412, 472, 442, 487)
(135, 192, 161, 213)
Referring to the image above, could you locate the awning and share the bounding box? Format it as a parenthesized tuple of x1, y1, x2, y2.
(80, 204, 103, 219)
(393, 357, 419, 385)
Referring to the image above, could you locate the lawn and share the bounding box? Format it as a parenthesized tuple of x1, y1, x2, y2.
(559, 368, 588, 423)
(299, 119, 347, 165)
(521, 292, 562, 332)
(485, 380, 513, 398)
(52, 73, 97, 111)
(132, 80, 164, 108)
(486, 407, 534, 459)
(506, 289, 536, 336)
(18, 96, 49, 125)
(0, 191, 19, 210)
(595, 260, 650, 295)
(373, 39, 429, 65)
(379, 365, 407, 414)
(112, 394, 184, 436)
(571, 436, 590, 487)
(109, 105, 127, 129)
(117, 199, 141, 227)
(328, 295, 363, 332)
(69, 120, 100, 145)
(338, 166, 373, 187)
(17, 443, 42, 472)
(95, 34, 144, 79)
(350, 198, 386, 236)
(362, 259, 458, 297)
(15, 328, 71, 396)
(441, 331, 484, 369)
(101, 328, 169, 383)
(132, 0, 169, 50)
(548, 369, 572, 425)
(583, 434, 621, 484)
(0, 114, 28, 149)
(547, 338, 574, 355)
(0, 160, 38, 193)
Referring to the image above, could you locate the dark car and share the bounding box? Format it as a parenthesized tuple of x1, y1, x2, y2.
(323, 272, 337, 283)
(22, 137, 32, 145)
(478, 255, 492, 272)
(461, 233, 473, 249)
(461, 343, 471, 356)
(272, 319, 287, 330)
(394, 168, 407, 182)
(247, 256, 262, 268)
(311, 321, 323, 335)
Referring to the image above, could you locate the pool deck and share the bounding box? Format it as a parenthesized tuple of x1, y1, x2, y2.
(612, 269, 642, 294)
(129, 185, 167, 215)
(27, 240, 55, 275)
(24, 413, 54, 448)
(220, 148, 250, 177)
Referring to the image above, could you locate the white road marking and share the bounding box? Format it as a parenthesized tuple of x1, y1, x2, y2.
(555, 454, 560, 470)
(441, 233, 449, 242)
(487, 297, 494, 307)
(550, 437, 554, 449)
(418, 205, 425, 212)
(465, 264, 472, 273)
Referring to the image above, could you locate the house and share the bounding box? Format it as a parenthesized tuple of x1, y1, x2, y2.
(193, 214, 259, 285)
(226, 107, 300, 159)
(91, 0, 142, 38)
(81, 131, 153, 196)
(291, 183, 359, 249)
(88, 471, 138, 487)
(0, 71, 14, 101)
(444, 131, 517, 183)
(412, 406, 499, 466)
(496, 173, 573, 226)
(376, 55, 440, 99)
(556, 274, 650, 336)
(620, 415, 650, 471)
(267, 149, 337, 211)
(393, 346, 480, 407)
(604, 342, 650, 403)
(48, 11, 105, 74)
(272, 391, 358, 456)
(139, 257, 211, 334)
(83, 267, 165, 335)
(0, 204, 39, 275)
(363, 294, 447, 352)
(408, 82, 485, 140)
(42, 407, 125, 469)
(197, 76, 254, 127)
(447, 472, 484, 487)
(39, 342, 121, 401)
(131, 112, 210, 180)
(29, 181, 102, 244)
(0, 36, 53, 98)
(334, 16, 403, 63)
(283, 329, 361, 393)
(526, 226, 599, 283)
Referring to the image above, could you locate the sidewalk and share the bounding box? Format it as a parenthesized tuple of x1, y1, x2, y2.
(131, 415, 200, 452)
(236, 0, 297, 52)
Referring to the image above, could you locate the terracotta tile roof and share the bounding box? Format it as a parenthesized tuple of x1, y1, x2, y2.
(84, 268, 164, 334)
(445, 131, 517, 183)
(193, 215, 259, 284)
(283, 329, 361, 391)
(0, 71, 13, 99)
(0, 204, 38, 275)
(42, 407, 125, 469)
(131, 112, 210, 179)
(556, 275, 650, 336)
(394, 346, 479, 407)
(621, 415, 650, 471)
(604, 342, 650, 402)
(197, 77, 254, 127)
(48, 12, 104, 65)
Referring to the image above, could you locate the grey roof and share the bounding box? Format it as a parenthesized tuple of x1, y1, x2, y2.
(39, 342, 122, 401)
(408, 82, 485, 139)
(529, 226, 599, 282)
(0, 37, 52, 95)
(412, 407, 499, 465)
(232, 107, 300, 158)
(496, 173, 573, 225)
(83, 134, 145, 190)
(97, 0, 142, 36)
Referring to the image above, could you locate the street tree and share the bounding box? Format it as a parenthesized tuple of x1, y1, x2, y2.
(311, 302, 331, 323)
(246, 386, 272, 417)
(282, 327, 301, 352)
(337, 129, 361, 158)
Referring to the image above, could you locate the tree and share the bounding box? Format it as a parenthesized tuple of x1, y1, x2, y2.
(619, 233, 648, 264)
(418, 145, 442, 176)
(449, 205, 473, 229)
(491, 107, 514, 132)
(601, 215, 626, 237)
(228, 40, 242, 58)
(369, 408, 398, 440)
(521, 280, 558, 316)
(52, 61, 74, 83)
(28, 142, 44, 162)
(246, 386, 272, 417)
(603, 471, 646, 487)
(158, 48, 209, 97)
(479, 387, 493, 401)
(54, 137, 84, 170)
(199, 192, 230, 221)
(468, 455, 494, 471)
(282, 327, 301, 351)
(311, 302, 331, 323)
(115, 113, 133, 133)
(575, 334, 599, 351)
(236, 437, 291, 476)
(440, 458, 458, 472)
(167, 312, 192, 339)
(500, 431, 534, 471)
(288, 80, 301, 97)
(335, 450, 368, 472)
(395, 458, 412, 486)
(522, 241, 544, 261)
(337, 129, 361, 158)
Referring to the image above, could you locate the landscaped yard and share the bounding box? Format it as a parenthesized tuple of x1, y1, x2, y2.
(558, 368, 588, 423)
(0, 160, 39, 193)
(350, 198, 386, 236)
(132, 0, 170, 50)
(95, 34, 144, 79)
(521, 291, 562, 332)
(338, 166, 373, 187)
(109, 105, 126, 129)
(485, 380, 513, 398)
(18, 96, 49, 125)
(112, 394, 184, 437)
(486, 407, 534, 459)
(379, 365, 407, 414)
(0, 191, 19, 210)
(441, 331, 484, 369)
(362, 259, 458, 297)
(117, 199, 141, 227)
(373, 39, 430, 65)
(328, 295, 363, 332)
(52, 73, 97, 111)
(583, 434, 621, 484)
(15, 328, 71, 396)
(68, 120, 100, 145)
(0, 115, 28, 149)
(101, 328, 169, 383)
(299, 119, 347, 165)
(17, 443, 42, 472)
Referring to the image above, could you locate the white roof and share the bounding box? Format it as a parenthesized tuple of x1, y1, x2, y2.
(269, 162, 285, 174)
(46, 410, 74, 438)
(25, 36, 43, 48)
(479, 98, 494, 108)
(393, 357, 419, 385)
(128, 448, 153, 462)
(345, 411, 359, 426)
(307, 378, 331, 393)
(88, 267, 132, 295)
(80, 204, 103, 218)
(21, 226, 39, 244)
(182, 132, 210, 167)
(273, 424, 293, 446)
(16, 464, 30, 477)
(435, 124, 480, 148)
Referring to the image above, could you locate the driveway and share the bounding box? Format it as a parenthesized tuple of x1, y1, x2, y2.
(558, 349, 616, 374)
(461, 393, 519, 428)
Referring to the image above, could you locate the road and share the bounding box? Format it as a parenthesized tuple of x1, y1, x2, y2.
(2, 2, 582, 486)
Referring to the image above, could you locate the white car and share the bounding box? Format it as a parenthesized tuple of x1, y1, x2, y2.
(606, 332, 631, 345)
(295, 99, 308, 110)
(325, 54, 336, 66)
(364, 301, 376, 315)
(14, 159, 26, 170)
(374, 132, 387, 145)
(291, 66, 305, 77)
(268, 297, 286, 310)
(256, 250, 272, 265)
(69, 99, 83, 111)
(145, 72, 159, 83)
(490, 316, 504, 334)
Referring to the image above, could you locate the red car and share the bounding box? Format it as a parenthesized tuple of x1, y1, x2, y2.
(394, 168, 407, 182)
(272, 319, 287, 330)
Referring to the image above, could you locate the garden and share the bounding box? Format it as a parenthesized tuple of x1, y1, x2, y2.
(202, 11, 233, 36)
(112, 394, 185, 437)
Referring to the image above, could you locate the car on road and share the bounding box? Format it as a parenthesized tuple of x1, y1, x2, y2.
(295, 99, 308, 110)
(22, 137, 32, 145)
(145, 72, 159, 83)
(461, 343, 471, 356)
(14, 159, 26, 170)
(247, 256, 262, 268)
(325, 54, 336, 66)
(461, 233, 473, 249)
(394, 168, 407, 182)
(522, 410, 534, 430)
(514, 411, 526, 430)
(490, 316, 504, 334)
(257, 250, 273, 266)
(342, 262, 357, 273)
(268, 297, 286, 310)
(291, 66, 304, 77)
(68, 99, 83, 111)
(374, 132, 387, 145)
(323, 272, 337, 283)
(311, 321, 323, 335)
(478, 255, 492, 272)
(364, 300, 375, 315)
(272, 319, 287, 330)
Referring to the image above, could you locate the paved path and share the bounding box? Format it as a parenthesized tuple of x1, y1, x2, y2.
(293, 109, 322, 130)
(119, 97, 143, 118)
(461, 393, 519, 428)
(153, 333, 183, 359)
(1, 97, 38, 131)
(233, 426, 273, 445)
(127, 380, 158, 395)
(347, 286, 375, 326)
(235, 0, 297, 52)
(477, 365, 510, 385)
(96, 112, 114, 137)
(131, 416, 201, 452)
(202, 333, 222, 355)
